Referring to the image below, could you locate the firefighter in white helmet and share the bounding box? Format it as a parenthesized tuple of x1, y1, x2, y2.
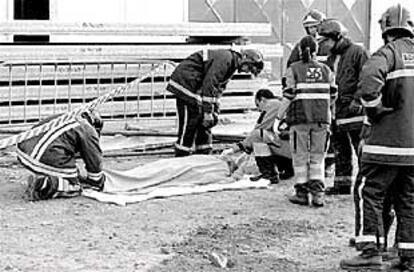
(286, 9, 327, 68)
(340, 4, 414, 271)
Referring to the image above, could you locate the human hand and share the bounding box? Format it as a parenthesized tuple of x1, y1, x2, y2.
(202, 112, 218, 128)
(349, 100, 363, 115)
(221, 148, 235, 157)
(365, 106, 394, 122)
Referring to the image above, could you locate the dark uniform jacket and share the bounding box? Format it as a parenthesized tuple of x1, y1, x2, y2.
(358, 37, 414, 165)
(16, 116, 104, 182)
(326, 37, 369, 130)
(286, 36, 331, 68)
(167, 49, 241, 114)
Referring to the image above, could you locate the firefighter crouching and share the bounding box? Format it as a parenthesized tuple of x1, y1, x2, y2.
(16, 110, 105, 200)
(221, 88, 294, 184)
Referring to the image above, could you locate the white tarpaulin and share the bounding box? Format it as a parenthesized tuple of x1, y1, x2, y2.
(82, 155, 270, 206)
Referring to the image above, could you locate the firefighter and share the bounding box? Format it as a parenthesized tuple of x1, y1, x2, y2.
(278, 35, 337, 207)
(286, 9, 327, 68)
(318, 19, 370, 195)
(16, 110, 105, 200)
(221, 88, 294, 184)
(167, 48, 264, 157)
(340, 4, 414, 271)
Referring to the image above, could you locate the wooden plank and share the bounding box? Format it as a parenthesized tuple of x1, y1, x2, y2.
(0, 78, 264, 101)
(0, 43, 283, 61)
(0, 96, 256, 121)
(0, 21, 271, 37)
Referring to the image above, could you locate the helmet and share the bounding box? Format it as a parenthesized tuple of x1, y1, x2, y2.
(302, 9, 326, 28)
(379, 4, 414, 37)
(81, 109, 104, 135)
(240, 49, 264, 76)
(318, 18, 348, 41)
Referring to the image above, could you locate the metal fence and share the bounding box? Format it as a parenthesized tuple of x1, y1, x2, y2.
(0, 59, 177, 126)
(0, 58, 261, 127)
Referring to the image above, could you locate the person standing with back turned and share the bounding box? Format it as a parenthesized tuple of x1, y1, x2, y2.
(340, 4, 414, 271)
(278, 35, 337, 207)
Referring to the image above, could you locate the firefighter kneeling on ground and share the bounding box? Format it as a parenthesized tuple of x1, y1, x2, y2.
(16, 110, 106, 201)
(221, 88, 294, 184)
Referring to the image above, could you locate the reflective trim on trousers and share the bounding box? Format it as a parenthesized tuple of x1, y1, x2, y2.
(357, 176, 366, 239)
(195, 144, 212, 151)
(355, 235, 379, 244)
(309, 163, 324, 181)
(293, 165, 307, 184)
(57, 177, 81, 192)
(174, 143, 193, 152)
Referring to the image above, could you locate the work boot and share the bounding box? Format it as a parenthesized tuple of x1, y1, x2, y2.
(325, 185, 351, 195)
(380, 247, 398, 263)
(250, 174, 263, 182)
(250, 174, 280, 184)
(349, 237, 356, 247)
(392, 257, 414, 271)
(340, 253, 390, 271)
(279, 170, 294, 180)
(310, 191, 324, 207)
(251, 156, 280, 184)
(272, 155, 294, 180)
(288, 187, 309, 206)
(25, 175, 59, 201)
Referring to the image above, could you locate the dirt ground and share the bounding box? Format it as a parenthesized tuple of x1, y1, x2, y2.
(0, 148, 360, 272)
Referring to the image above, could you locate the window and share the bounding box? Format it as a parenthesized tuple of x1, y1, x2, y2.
(14, 0, 50, 20)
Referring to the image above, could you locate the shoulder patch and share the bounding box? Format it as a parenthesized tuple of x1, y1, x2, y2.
(402, 53, 414, 66)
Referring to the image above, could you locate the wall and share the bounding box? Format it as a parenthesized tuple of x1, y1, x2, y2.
(370, 0, 414, 52)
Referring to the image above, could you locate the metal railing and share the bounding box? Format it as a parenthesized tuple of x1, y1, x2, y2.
(0, 58, 178, 126)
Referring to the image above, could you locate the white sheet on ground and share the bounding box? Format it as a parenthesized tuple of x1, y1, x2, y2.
(82, 155, 270, 206)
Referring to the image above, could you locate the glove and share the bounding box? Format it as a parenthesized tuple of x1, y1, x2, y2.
(349, 100, 363, 115)
(221, 148, 235, 157)
(365, 105, 394, 122)
(202, 112, 218, 128)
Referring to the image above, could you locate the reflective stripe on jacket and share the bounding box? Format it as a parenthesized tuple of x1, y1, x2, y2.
(17, 116, 104, 179)
(284, 59, 337, 125)
(166, 49, 241, 113)
(327, 37, 369, 130)
(358, 37, 414, 165)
